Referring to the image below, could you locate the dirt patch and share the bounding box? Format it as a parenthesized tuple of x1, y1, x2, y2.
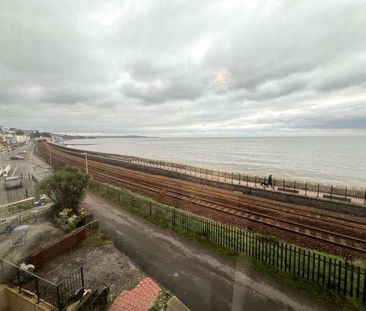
(0, 220, 64, 263)
(35, 235, 144, 300)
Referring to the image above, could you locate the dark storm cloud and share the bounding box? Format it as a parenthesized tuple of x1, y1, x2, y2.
(0, 0, 366, 136)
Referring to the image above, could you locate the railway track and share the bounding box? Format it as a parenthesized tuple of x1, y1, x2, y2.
(51, 144, 366, 234)
(50, 144, 366, 229)
(93, 168, 366, 254)
(41, 143, 366, 256)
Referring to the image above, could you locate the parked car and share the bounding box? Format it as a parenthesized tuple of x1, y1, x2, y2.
(10, 155, 25, 160)
(33, 194, 47, 206)
(4, 176, 23, 190)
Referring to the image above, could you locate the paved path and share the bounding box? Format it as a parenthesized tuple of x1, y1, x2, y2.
(83, 193, 336, 311)
(108, 277, 160, 311)
(99, 153, 364, 205)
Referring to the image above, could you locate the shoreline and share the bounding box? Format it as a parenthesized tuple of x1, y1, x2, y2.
(59, 139, 366, 190)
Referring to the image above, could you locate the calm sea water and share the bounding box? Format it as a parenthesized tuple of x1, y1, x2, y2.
(63, 137, 366, 187)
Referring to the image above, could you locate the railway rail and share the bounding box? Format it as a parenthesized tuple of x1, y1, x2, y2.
(49, 143, 366, 232)
(39, 142, 366, 257)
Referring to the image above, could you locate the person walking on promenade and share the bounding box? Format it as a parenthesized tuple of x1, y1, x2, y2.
(268, 174, 273, 188)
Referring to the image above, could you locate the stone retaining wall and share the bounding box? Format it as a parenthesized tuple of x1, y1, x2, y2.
(89, 157, 366, 217)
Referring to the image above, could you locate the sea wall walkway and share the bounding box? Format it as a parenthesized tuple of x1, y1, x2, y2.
(47, 143, 366, 216)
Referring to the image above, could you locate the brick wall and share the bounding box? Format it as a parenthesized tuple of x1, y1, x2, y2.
(27, 220, 99, 268)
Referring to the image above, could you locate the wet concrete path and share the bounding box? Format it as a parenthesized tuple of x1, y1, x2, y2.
(83, 193, 335, 311)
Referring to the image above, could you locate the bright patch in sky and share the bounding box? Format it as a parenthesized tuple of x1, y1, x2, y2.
(0, 0, 365, 136)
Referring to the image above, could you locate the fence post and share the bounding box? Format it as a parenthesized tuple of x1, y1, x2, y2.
(56, 285, 62, 311)
(317, 184, 320, 198)
(363, 268, 366, 304)
(283, 179, 285, 189)
(284, 244, 288, 271)
(255, 176, 257, 187)
(305, 182, 307, 196)
(328, 258, 332, 289)
(338, 261, 342, 293)
(0, 260, 4, 283)
(294, 181, 296, 192)
(307, 250, 310, 280)
(35, 277, 40, 303)
(344, 261, 348, 296)
(289, 246, 292, 272)
(17, 268, 21, 292)
(81, 266, 85, 288)
(238, 173, 241, 185)
(247, 174, 249, 186)
(302, 249, 306, 278)
(322, 255, 326, 286)
(345, 187, 347, 199)
(317, 254, 321, 283)
(172, 209, 176, 227)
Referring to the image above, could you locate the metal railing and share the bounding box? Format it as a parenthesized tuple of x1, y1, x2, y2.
(0, 258, 84, 310)
(47, 143, 366, 205)
(90, 180, 366, 307)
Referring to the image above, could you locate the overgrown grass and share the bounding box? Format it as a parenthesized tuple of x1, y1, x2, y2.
(80, 232, 113, 247)
(89, 180, 366, 311)
(7, 201, 34, 213)
(149, 289, 172, 311)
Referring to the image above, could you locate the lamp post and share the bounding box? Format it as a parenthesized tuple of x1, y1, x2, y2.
(49, 149, 52, 165)
(85, 153, 88, 175)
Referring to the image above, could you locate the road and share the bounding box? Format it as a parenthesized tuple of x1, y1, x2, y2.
(82, 193, 335, 311)
(0, 144, 52, 205)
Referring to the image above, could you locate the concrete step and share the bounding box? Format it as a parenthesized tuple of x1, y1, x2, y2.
(167, 296, 190, 311)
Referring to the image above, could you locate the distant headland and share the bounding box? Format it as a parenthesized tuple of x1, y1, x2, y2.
(61, 134, 156, 140)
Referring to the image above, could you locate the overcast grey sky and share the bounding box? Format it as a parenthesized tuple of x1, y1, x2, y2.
(1, 0, 366, 136)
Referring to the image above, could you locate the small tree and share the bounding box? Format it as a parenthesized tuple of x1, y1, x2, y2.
(37, 166, 89, 214)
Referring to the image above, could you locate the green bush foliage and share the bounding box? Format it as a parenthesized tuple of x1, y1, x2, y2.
(36, 166, 89, 214)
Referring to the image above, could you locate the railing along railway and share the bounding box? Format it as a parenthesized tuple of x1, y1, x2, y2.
(37, 142, 366, 257)
(36, 142, 366, 307)
(87, 163, 366, 256)
(46, 142, 366, 205)
(89, 180, 366, 307)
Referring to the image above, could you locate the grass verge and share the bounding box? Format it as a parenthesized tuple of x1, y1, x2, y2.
(149, 289, 172, 311)
(89, 180, 365, 311)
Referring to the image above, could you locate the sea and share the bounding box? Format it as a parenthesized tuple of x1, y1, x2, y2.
(63, 136, 366, 188)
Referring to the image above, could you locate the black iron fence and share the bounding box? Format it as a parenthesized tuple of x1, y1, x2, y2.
(0, 258, 84, 310)
(90, 180, 366, 307)
(47, 143, 366, 205)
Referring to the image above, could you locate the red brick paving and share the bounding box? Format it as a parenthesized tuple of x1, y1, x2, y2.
(108, 277, 161, 311)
